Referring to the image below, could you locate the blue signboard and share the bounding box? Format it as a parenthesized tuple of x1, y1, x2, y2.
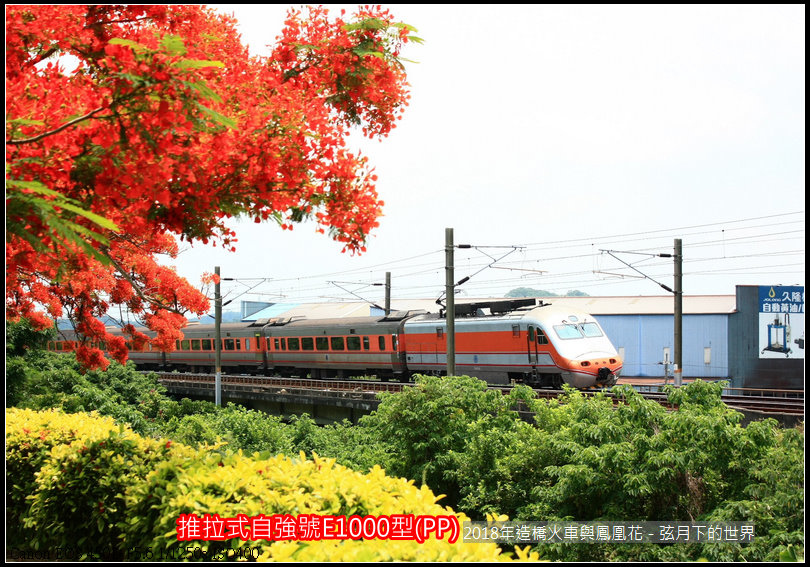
(758, 286, 804, 314)
(758, 286, 804, 359)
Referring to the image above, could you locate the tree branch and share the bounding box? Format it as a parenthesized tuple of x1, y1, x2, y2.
(6, 107, 108, 145)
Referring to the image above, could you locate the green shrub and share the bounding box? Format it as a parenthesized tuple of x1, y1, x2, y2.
(6, 407, 194, 556)
(6, 407, 117, 543)
(7, 408, 528, 562)
(359, 375, 531, 508)
(163, 403, 294, 455)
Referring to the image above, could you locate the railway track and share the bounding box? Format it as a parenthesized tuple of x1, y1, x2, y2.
(152, 372, 804, 416)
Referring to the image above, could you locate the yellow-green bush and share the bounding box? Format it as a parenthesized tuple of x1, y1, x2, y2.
(7, 408, 533, 561)
(6, 408, 127, 544)
(6, 408, 194, 555)
(125, 450, 517, 561)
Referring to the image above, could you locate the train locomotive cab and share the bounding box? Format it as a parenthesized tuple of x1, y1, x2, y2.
(529, 310, 623, 388)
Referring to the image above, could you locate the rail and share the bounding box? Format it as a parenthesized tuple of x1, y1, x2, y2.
(151, 372, 804, 416)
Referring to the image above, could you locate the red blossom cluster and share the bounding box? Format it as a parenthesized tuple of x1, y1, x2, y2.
(6, 5, 415, 368)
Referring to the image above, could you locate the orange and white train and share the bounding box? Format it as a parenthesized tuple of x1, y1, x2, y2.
(50, 299, 623, 388)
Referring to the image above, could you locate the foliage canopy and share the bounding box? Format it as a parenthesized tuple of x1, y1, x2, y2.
(6, 5, 417, 369)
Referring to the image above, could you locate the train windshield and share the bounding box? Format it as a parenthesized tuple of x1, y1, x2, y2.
(580, 323, 603, 337)
(553, 322, 604, 339)
(554, 324, 583, 339)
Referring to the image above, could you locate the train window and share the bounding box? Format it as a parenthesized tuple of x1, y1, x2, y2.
(331, 337, 345, 350)
(378, 336, 386, 350)
(580, 323, 603, 338)
(202, 339, 212, 350)
(191, 339, 201, 351)
(536, 329, 549, 345)
(274, 338, 280, 350)
(288, 338, 300, 351)
(392, 335, 398, 350)
(528, 326, 535, 342)
(436, 328, 443, 339)
(347, 336, 361, 351)
(302, 337, 314, 351)
(176, 340, 181, 350)
(181, 339, 191, 351)
(554, 324, 583, 339)
(224, 339, 235, 350)
(280, 338, 286, 350)
(363, 336, 370, 350)
(512, 325, 520, 337)
(255, 337, 262, 350)
(316, 337, 329, 351)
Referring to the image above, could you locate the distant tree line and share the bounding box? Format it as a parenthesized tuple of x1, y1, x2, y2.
(506, 287, 590, 298)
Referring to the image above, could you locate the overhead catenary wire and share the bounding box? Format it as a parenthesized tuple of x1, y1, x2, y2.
(209, 211, 803, 304)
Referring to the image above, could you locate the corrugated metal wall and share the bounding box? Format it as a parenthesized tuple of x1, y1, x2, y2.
(597, 314, 729, 378)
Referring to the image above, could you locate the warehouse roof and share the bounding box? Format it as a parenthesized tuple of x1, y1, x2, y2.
(538, 295, 738, 315)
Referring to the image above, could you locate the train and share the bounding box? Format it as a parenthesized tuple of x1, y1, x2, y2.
(49, 299, 623, 388)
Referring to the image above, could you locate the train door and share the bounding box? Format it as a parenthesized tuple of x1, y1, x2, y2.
(256, 331, 268, 371)
(527, 325, 539, 364)
(527, 325, 541, 382)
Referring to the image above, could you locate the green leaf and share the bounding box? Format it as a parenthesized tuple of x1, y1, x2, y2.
(779, 546, 799, 562)
(196, 104, 237, 130)
(160, 35, 187, 56)
(354, 49, 386, 60)
(6, 178, 57, 194)
(391, 22, 419, 32)
(7, 118, 45, 126)
(56, 202, 119, 231)
(182, 80, 222, 102)
(7, 179, 118, 232)
(108, 38, 148, 52)
(6, 179, 116, 265)
(174, 59, 225, 70)
(343, 18, 386, 32)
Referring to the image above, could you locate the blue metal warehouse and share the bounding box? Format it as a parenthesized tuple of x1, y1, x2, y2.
(548, 295, 735, 380)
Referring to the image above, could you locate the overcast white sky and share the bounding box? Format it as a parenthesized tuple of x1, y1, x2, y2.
(173, 4, 804, 310)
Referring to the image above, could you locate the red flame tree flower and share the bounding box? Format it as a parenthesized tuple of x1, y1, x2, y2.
(6, 5, 418, 369)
